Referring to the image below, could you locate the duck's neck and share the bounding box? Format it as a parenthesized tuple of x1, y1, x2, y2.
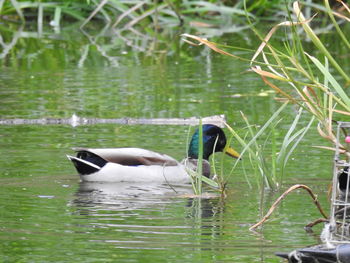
(188, 136, 210, 160)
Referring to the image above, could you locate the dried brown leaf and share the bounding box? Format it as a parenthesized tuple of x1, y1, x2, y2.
(189, 21, 216, 28)
(333, 109, 350, 116)
(251, 66, 288, 81)
(181, 34, 241, 60)
(335, 0, 350, 20)
(251, 13, 316, 65)
(252, 66, 297, 103)
(297, 87, 320, 117)
(312, 145, 345, 153)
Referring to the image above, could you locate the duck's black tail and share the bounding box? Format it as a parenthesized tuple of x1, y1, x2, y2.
(67, 149, 108, 175)
(67, 155, 102, 175)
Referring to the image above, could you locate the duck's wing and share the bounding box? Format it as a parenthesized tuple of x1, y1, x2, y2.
(72, 147, 179, 166)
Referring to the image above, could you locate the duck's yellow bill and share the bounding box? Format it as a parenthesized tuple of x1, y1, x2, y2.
(224, 146, 241, 159)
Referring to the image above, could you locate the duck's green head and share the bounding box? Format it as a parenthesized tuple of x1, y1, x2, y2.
(188, 124, 240, 160)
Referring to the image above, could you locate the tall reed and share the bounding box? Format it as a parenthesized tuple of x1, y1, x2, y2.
(182, 0, 350, 188)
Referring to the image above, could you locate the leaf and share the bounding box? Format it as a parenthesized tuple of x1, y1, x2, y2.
(250, 66, 289, 81)
(333, 109, 350, 116)
(200, 175, 219, 189)
(251, 14, 316, 65)
(305, 53, 350, 110)
(313, 145, 344, 153)
(9, 0, 24, 21)
(112, 1, 145, 28)
(181, 34, 242, 60)
(338, 0, 350, 14)
(252, 66, 298, 103)
(283, 116, 314, 168)
(293, 1, 350, 82)
(80, 0, 109, 28)
(182, 1, 255, 17)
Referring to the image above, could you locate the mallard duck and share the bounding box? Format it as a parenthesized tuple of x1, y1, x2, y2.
(66, 124, 240, 183)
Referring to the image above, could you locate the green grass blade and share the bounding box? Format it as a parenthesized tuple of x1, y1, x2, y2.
(226, 101, 288, 189)
(232, 101, 288, 164)
(11, 0, 24, 21)
(197, 119, 203, 194)
(324, 0, 350, 50)
(211, 136, 218, 177)
(0, 0, 4, 13)
(182, 1, 255, 17)
(294, 2, 350, 82)
(306, 53, 350, 110)
(53, 6, 61, 27)
(200, 175, 219, 189)
(37, 3, 43, 33)
(283, 116, 314, 169)
(277, 106, 303, 164)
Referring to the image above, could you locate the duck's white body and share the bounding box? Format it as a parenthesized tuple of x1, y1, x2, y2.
(67, 147, 191, 183)
(78, 162, 189, 183)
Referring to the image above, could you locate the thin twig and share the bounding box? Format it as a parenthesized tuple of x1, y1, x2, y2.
(162, 164, 178, 194)
(305, 218, 329, 229)
(10, 0, 25, 21)
(112, 1, 145, 28)
(164, 0, 183, 26)
(80, 0, 109, 29)
(123, 3, 168, 30)
(249, 184, 328, 231)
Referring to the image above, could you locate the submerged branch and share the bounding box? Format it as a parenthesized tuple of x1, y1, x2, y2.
(0, 114, 226, 128)
(305, 218, 329, 230)
(249, 184, 328, 231)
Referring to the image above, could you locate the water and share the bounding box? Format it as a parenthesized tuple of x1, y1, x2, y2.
(0, 23, 335, 262)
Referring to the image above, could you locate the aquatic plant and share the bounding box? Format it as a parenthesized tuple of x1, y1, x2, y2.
(182, 0, 350, 189)
(248, 0, 350, 156)
(1, 0, 344, 33)
(190, 119, 204, 195)
(0, 0, 255, 68)
(222, 102, 313, 189)
(0, 0, 254, 27)
(185, 108, 313, 193)
(2, 1, 345, 70)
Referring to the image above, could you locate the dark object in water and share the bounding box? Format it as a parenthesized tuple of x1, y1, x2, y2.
(276, 244, 350, 263)
(338, 167, 350, 192)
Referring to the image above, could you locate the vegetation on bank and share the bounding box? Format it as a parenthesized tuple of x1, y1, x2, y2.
(0, 1, 344, 29)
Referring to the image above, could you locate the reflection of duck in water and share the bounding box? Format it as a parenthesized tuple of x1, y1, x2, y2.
(186, 197, 224, 220)
(67, 124, 240, 183)
(72, 181, 194, 213)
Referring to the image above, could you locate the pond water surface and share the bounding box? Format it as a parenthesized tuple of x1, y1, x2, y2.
(0, 22, 336, 262)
